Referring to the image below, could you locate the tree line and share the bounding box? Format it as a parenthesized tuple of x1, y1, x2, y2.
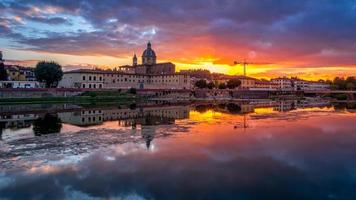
(195, 78, 241, 89)
(330, 77, 355, 90)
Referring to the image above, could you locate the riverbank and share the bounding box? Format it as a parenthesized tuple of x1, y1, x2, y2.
(0, 91, 138, 105)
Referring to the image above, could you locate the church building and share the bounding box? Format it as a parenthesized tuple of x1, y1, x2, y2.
(58, 41, 191, 90)
(119, 42, 175, 75)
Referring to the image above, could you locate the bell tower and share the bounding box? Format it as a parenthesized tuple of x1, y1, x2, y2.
(133, 53, 137, 66)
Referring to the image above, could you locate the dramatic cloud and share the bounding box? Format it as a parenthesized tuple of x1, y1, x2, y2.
(1, 0, 356, 78)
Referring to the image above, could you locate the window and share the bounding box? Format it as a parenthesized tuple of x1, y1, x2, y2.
(89, 76, 92, 81)
(82, 84, 85, 88)
(94, 76, 96, 81)
(99, 77, 102, 81)
(93, 84, 96, 88)
(89, 84, 92, 88)
(83, 76, 86, 80)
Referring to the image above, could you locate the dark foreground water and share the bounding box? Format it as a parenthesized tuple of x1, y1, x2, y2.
(0, 100, 356, 200)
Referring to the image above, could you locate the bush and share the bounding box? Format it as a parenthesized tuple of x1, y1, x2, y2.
(226, 78, 241, 89)
(128, 88, 137, 94)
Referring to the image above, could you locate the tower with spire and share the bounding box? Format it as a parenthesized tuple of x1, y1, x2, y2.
(133, 53, 137, 66)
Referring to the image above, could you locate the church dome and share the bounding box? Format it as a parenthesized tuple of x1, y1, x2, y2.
(142, 42, 156, 58)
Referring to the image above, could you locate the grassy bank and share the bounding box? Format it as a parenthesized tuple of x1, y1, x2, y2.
(0, 91, 139, 105)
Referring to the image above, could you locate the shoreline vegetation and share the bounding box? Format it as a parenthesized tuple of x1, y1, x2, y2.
(0, 91, 139, 105)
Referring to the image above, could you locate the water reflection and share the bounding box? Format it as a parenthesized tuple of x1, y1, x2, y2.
(0, 99, 356, 199)
(33, 113, 62, 136)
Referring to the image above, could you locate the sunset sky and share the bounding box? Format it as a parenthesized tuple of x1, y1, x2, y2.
(1, 0, 356, 80)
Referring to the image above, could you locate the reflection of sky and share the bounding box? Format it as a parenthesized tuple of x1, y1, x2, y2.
(1, 109, 356, 199)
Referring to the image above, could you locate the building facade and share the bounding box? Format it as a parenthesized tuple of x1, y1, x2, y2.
(118, 42, 175, 75)
(58, 70, 190, 90)
(0, 81, 40, 88)
(59, 42, 190, 90)
(271, 77, 294, 91)
(4, 65, 36, 81)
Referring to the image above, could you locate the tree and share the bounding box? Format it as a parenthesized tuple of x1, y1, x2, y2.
(226, 78, 241, 89)
(346, 82, 355, 90)
(0, 62, 7, 81)
(34, 61, 63, 88)
(195, 79, 208, 88)
(128, 87, 137, 94)
(207, 82, 215, 89)
(33, 113, 62, 136)
(218, 83, 227, 89)
(226, 103, 241, 113)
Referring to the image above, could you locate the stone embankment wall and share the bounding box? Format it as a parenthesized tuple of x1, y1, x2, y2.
(194, 89, 270, 99)
(0, 88, 85, 99)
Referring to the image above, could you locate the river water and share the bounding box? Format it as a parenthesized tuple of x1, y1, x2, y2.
(0, 100, 356, 200)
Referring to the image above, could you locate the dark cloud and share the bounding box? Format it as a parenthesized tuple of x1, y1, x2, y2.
(29, 16, 69, 24)
(1, 0, 356, 67)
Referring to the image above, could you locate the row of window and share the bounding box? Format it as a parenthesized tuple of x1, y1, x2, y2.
(82, 116, 102, 123)
(82, 83, 102, 88)
(83, 76, 103, 81)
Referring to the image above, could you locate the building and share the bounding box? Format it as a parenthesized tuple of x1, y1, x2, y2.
(306, 81, 330, 91)
(292, 78, 330, 91)
(118, 42, 175, 75)
(4, 65, 36, 81)
(0, 51, 39, 88)
(271, 77, 294, 91)
(58, 42, 191, 90)
(252, 80, 279, 91)
(0, 81, 40, 88)
(58, 69, 190, 89)
(237, 76, 257, 89)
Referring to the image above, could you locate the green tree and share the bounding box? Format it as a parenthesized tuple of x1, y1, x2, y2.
(226, 78, 242, 89)
(34, 61, 63, 88)
(0, 62, 7, 81)
(128, 87, 137, 94)
(218, 83, 227, 89)
(346, 82, 355, 90)
(195, 79, 208, 88)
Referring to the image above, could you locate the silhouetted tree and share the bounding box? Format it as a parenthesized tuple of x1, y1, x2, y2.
(195, 79, 208, 88)
(34, 61, 63, 88)
(346, 82, 355, 90)
(218, 83, 227, 89)
(0, 62, 7, 81)
(226, 103, 241, 113)
(226, 78, 241, 89)
(128, 87, 137, 94)
(33, 113, 62, 136)
(207, 82, 215, 89)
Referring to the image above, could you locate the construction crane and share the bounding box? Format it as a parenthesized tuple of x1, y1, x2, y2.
(234, 60, 250, 76)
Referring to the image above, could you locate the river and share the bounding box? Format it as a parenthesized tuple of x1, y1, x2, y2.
(0, 100, 356, 200)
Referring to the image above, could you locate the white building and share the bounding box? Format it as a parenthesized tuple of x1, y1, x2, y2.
(293, 79, 330, 91)
(58, 70, 191, 90)
(271, 77, 294, 91)
(0, 81, 40, 88)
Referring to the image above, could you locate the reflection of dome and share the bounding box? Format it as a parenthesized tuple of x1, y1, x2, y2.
(142, 41, 156, 65)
